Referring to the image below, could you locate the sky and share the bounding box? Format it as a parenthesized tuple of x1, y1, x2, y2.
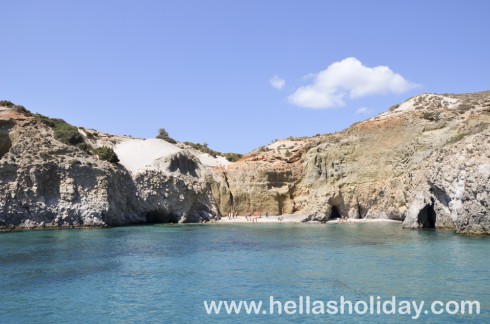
(1, 0, 489, 153)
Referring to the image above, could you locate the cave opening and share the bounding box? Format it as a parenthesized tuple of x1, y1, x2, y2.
(417, 198, 436, 228)
(330, 205, 341, 220)
(146, 211, 179, 224)
(357, 203, 363, 219)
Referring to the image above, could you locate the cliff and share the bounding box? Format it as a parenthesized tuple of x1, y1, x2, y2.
(0, 106, 221, 229)
(211, 91, 490, 234)
(1, 91, 489, 234)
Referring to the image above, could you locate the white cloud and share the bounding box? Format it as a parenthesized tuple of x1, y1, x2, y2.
(288, 57, 419, 109)
(356, 107, 372, 114)
(270, 75, 285, 90)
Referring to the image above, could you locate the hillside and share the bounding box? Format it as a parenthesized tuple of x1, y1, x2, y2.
(0, 91, 489, 234)
(0, 104, 224, 229)
(210, 91, 490, 234)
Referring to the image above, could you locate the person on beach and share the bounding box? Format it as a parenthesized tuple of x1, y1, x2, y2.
(266, 211, 269, 218)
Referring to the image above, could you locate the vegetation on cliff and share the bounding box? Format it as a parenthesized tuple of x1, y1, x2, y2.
(0, 100, 30, 115)
(156, 128, 177, 144)
(93, 146, 120, 164)
(182, 141, 243, 162)
(1, 101, 120, 164)
(156, 127, 242, 162)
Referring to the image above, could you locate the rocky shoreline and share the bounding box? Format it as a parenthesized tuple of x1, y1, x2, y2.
(0, 218, 403, 234)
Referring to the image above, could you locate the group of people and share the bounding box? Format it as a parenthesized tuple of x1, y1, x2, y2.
(227, 211, 238, 220)
(338, 214, 349, 223)
(215, 210, 272, 223)
(245, 211, 268, 223)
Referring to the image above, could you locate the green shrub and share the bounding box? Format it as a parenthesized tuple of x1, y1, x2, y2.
(33, 114, 85, 145)
(33, 114, 62, 127)
(156, 128, 177, 144)
(222, 153, 243, 162)
(53, 123, 84, 145)
(77, 142, 93, 154)
(389, 104, 400, 112)
(0, 100, 32, 116)
(0, 100, 15, 108)
(183, 141, 217, 157)
(183, 141, 243, 162)
(93, 146, 119, 164)
(85, 132, 95, 139)
(13, 105, 31, 116)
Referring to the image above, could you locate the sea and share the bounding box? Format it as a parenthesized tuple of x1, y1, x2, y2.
(0, 223, 488, 323)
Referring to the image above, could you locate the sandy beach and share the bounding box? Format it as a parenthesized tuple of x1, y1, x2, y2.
(215, 215, 402, 224)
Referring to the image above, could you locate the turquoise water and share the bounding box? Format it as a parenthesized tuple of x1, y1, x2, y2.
(0, 223, 488, 323)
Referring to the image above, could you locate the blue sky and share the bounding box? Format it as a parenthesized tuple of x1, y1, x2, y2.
(1, 0, 489, 153)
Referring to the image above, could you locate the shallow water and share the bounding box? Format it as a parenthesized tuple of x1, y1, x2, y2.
(0, 223, 488, 323)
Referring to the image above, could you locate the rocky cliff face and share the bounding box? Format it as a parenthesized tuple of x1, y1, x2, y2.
(1, 91, 489, 234)
(0, 108, 220, 229)
(211, 91, 490, 234)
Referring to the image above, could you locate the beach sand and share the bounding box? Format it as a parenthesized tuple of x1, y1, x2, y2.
(215, 215, 402, 224)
